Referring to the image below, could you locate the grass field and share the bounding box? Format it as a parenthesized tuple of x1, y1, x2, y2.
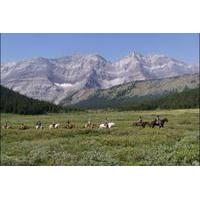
(1, 109, 199, 166)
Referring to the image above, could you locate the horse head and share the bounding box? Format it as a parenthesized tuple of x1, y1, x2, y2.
(108, 122, 115, 128)
(163, 118, 168, 122)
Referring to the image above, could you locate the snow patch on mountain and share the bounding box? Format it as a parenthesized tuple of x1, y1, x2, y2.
(55, 83, 73, 88)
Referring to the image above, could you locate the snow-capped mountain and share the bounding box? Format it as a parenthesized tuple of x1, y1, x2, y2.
(1, 52, 199, 104)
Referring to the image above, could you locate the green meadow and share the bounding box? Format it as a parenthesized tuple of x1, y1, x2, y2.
(1, 109, 199, 166)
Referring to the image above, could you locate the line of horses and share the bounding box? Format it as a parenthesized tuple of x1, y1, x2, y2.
(1, 122, 116, 130)
(1, 118, 168, 130)
(40, 122, 116, 130)
(132, 118, 168, 128)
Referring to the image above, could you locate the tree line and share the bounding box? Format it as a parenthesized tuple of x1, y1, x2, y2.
(0, 85, 82, 115)
(1, 85, 199, 114)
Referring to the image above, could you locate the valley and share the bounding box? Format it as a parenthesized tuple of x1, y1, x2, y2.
(1, 109, 199, 165)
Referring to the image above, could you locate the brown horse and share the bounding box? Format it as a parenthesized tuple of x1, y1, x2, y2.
(132, 121, 150, 128)
(2, 121, 12, 129)
(64, 123, 75, 129)
(150, 118, 168, 128)
(2, 124, 12, 129)
(84, 123, 98, 129)
(19, 124, 29, 130)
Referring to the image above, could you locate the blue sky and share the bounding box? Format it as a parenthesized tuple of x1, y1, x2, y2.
(1, 33, 199, 64)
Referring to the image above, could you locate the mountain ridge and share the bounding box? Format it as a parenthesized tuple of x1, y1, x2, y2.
(1, 52, 199, 105)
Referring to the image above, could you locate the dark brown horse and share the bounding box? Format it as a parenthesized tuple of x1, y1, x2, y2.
(132, 121, 150, 128)
(150, 118, 168, 128)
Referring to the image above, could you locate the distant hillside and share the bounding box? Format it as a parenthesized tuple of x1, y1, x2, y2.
(118, 87, 199, 110)
(0, 85, 81, 115)
(74, 74, 199, 110)
(74, 87, 199, 110)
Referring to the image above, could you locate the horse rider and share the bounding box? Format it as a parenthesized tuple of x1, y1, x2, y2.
(67, 120, 71, 126)
(64, 120, 70, 128)
(87, 119, 92, 126)
(36, 121, 42, 128)
(137, 116, 143, 124)
(4, 121, 8, 128)
(20, 123, 25, 129)
(156, 115, 161, 125)
(104, 118, 109, 128)
(52, 121, 56, 128)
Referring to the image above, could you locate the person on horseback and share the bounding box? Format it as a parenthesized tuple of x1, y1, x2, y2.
(36, 121, 42, 128)
(52, 121, 56, 128)
(104, 118, 109, 128)
(4, 121, 8, 128)
(20, 123, 25, 129)
(137, 116, 143, 124)
(64, 120, 70, 128)
(3, 121, 9, 129)
(155, 115, 161, 126)
(88, 118, 92, 126)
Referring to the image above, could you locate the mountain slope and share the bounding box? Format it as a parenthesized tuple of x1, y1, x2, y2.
(115, 87, 199, 110)
(1, 52, 199, 105)
(74, 87, 199, 110)
(74, 74, 199, 109)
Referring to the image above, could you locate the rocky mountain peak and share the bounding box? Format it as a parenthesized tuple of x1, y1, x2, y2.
(1, 52, 198, 105)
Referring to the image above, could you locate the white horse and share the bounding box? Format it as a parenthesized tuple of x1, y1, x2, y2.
(55, 123, 60, 128)
(99, 122, 115, 129)
(35, 125, 44, 130)
(49, 123, 60, 129)
(49, 124, 54, 129)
